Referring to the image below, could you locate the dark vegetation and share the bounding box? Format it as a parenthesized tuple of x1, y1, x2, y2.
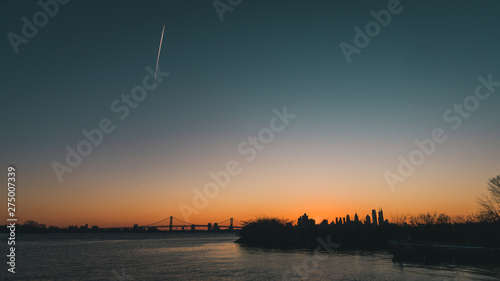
(236, 176, 500, 263)
(236, 216, 500, 249)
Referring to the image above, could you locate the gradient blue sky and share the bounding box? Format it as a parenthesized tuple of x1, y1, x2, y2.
(1, 0, 499, 226)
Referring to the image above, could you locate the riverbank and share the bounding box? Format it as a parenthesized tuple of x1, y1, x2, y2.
(236, 218, 500, 262)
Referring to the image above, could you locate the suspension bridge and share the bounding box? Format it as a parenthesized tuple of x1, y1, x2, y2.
(134, 217, 247, 231)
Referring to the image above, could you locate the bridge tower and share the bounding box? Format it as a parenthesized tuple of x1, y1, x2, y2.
(169, 216, 173, 231)
(229, 218, 234, 231)
(207, 223, 212, 231)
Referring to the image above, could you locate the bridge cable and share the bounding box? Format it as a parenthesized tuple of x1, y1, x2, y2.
(172, 217, 192, 225)
(217, 218, 230, 224)
(143, 217, 170, 226)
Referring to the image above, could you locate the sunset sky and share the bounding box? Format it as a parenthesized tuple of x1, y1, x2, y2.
(1, 0, 499, 227)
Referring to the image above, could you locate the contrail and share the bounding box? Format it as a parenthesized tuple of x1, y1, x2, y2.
(154, 25, 165, 84)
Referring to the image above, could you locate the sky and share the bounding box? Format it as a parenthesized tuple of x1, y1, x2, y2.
(1, 0, 500, 227)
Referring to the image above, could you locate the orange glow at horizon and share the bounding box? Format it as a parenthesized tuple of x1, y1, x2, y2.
(8, 175, 485, 228)
(5, 137, 497, 228)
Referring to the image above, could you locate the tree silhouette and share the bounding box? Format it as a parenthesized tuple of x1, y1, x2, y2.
(477, 175, 500, 222)
(23, 220, 39, 228)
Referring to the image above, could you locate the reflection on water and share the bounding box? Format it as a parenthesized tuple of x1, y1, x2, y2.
(143, 242, 241, 259)
(3, 233, 499, 280)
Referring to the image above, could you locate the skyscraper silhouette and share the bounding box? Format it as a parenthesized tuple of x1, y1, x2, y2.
(365, 215, 371, 225)
(378, 209, 384, 226)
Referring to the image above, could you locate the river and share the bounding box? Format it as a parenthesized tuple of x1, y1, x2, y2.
(3, 232, 500, 280)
